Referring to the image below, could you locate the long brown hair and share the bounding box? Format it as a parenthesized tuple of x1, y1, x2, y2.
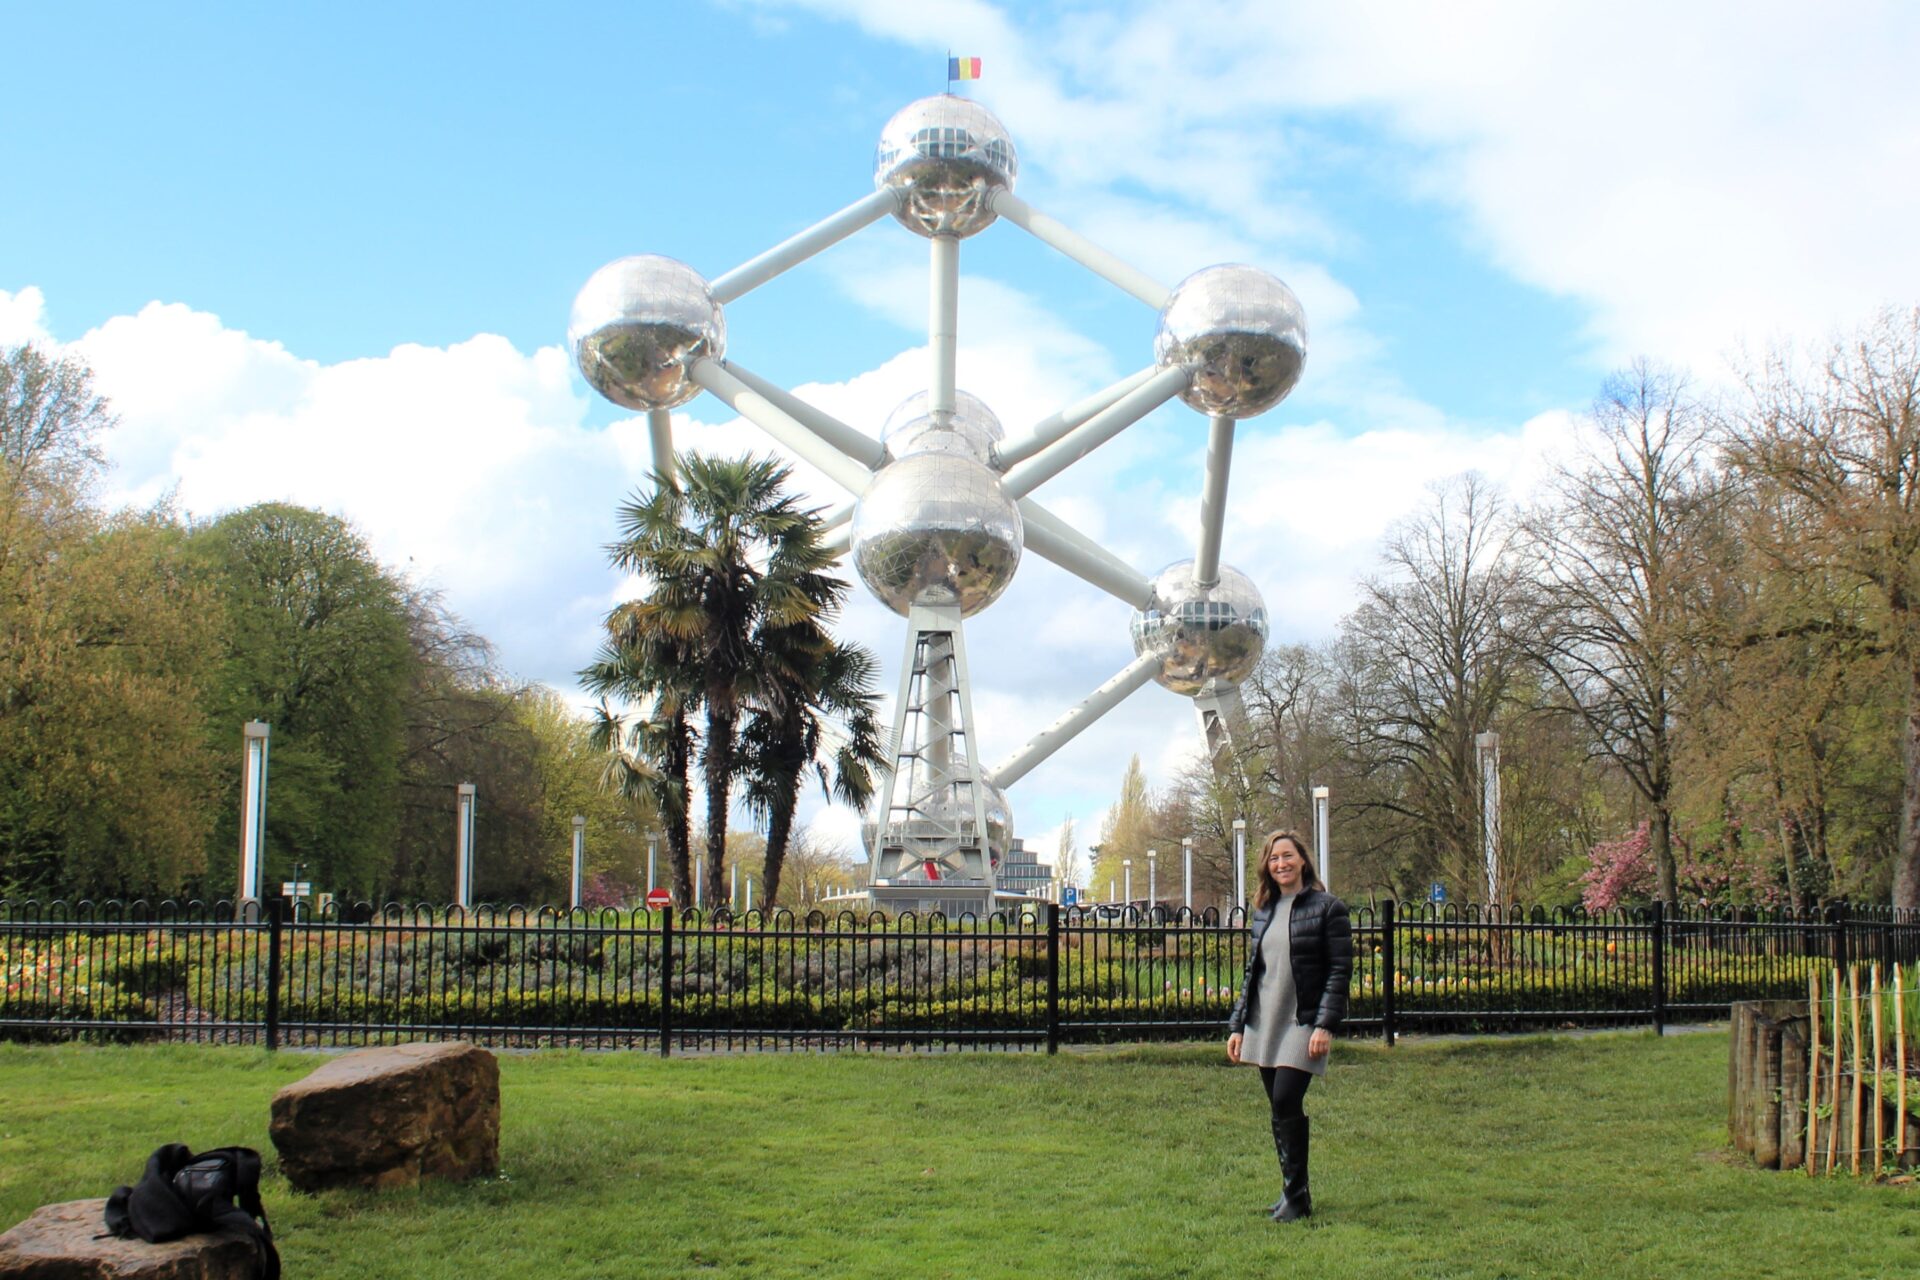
(1253, 828, 1320, 909)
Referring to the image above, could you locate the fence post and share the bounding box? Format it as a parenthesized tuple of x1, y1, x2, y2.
(1046, 903, 1060, 1056)
(1831, 901, 1849, 974)
(264, 896, 284, 1051)
(1381, 899, 1397, 1047)
(1650, 898, 1666, 1037)
(660, 904, 674, 1059)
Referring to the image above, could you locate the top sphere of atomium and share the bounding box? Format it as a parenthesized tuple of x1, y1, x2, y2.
(875, 96, 1018, 239)
(569, 255, 726, 411)
(852, 450, 1023, 618)
(883, 390, 1005, 462)
(1129, 561, 1270, 695)
(1154, 264, 1307, 419)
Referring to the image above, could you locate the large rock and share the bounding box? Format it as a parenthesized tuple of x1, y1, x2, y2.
(0, 1199, 258, 1279)
(269, 1041, 499, 1192)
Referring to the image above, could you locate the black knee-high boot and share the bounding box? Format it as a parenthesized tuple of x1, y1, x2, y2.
(1269, 1115, 1311, 1222)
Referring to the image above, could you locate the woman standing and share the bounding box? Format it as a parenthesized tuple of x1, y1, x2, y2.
(1225, 830, 1353, 1222)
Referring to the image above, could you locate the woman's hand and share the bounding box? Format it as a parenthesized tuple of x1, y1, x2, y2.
(1226, 1033, 1242, 1063)
(1307, 1028, 1331, 1059)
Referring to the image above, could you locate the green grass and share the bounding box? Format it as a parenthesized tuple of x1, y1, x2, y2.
(0, 1033, 1912, 1278)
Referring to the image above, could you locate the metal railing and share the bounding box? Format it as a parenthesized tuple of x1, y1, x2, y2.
(3, 898, 1916, 1051)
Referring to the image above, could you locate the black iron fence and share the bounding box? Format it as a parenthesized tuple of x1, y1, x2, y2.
(3, 898, 1916, 1052)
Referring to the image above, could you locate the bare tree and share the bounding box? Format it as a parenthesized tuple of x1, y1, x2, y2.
(1526, 361, 1728, 902)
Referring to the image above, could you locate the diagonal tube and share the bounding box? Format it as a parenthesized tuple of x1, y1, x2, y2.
(1001, 365, 1189, 500)
(987, 653, 1160, 790)
(1193, 415, 1235, 587)
(994, 367, 1159, 471)
(710, 189, 901, 304)
(688, 359, 874, 497)
(720, 361, 887, 470)
(1018, 499, 1154, 607)
(989, 191, 1171, 308)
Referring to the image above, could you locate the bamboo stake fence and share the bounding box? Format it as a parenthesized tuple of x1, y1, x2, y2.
(1802, 963, 1919, 1177)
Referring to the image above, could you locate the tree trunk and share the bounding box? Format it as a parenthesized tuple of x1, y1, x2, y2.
(1895, 658, 1920, 909)
(759, 767, 802, 910)
(702, 702, 736, 909)
(667, 709, 695, 908)
(1651, 806, 1678, 904)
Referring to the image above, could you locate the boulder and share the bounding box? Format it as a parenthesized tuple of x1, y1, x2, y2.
(0, 1198, 258, 1279)
(269, 1041, 499, 1192)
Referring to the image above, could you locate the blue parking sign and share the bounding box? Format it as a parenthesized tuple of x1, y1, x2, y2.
(1429, 881, 1446, 904)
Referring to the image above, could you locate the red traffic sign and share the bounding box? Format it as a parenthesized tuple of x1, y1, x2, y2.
(645, 888, 671, 909)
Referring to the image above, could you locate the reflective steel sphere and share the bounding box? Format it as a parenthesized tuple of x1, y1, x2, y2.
(883, 390, 1004, 462)
(874, 96, 1018, 239)
(1130, 561, 1270, 695)
(924, 780, 1014, 869)
(1154, 265, 1307, 418)
(569, 255, 725, 411)
(852, 452, 1023, 616)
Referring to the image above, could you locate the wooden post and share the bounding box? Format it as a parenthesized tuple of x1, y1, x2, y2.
(1851, 963, 1864, 1176)
(1872, 964, 1885, 1173)
(1897, 964, 1909, 1168)
(1830, 964, 1843, 1173)
(1780, 1011, 1808, 1170)
(1807, 969, 1821, 1175)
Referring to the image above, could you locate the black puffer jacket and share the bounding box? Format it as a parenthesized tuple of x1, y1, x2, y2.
(1226, 888, 1354, 1034)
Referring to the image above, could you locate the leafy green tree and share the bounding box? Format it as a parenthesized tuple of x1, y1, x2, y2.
(191, 503, 411, 896)
(1, 345, 221, 898)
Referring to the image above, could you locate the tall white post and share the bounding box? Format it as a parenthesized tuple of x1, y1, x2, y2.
(1123, 859, 1133, 906)
(745, 876, 753, 913)
(1312, 786, 1331, 892)
(454, 783, 477, 910)
(1476, 731, 1502, 902)
(1232, 818, 1247, 910)
(237, 721, 270, 911)
(570, 815, 586, 910)
(1182, 836, 1193, 910)
(647, 831, 658, 896)
(1147, 850, 1157, 909)
(695, 859, 703, 909)
(731, 862, 740, 911)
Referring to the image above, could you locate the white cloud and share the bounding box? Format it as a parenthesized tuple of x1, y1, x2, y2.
(0, 287, 53, 347)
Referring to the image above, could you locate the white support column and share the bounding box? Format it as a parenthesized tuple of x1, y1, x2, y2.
(1312, 786, 1331, 893)
(647, 410, 676, 490)
(1182, 837, 1193, 910)
(731, 863, 740, 911)
(710, 189, 900, 303)
(1123, 859, 1133, 906)
(1193, 415, 1236, 587)
(689, 359, 874, 496)
(745, 876, 753, 913)
(1477, 731, 1502, 902)
(929, 235, 959, 416)
(570, 815, 586, 910)
(454, 783, 477, 910)
(1232, 818, 1247, 910)
(994, 367, 1159, 470)
(987, 652, 1159, 790)
(719, 362, 888, 470)
(988, 191, 1171, 308)
(695, 859, 703, 909)
(1147, 850, 1157, 909)
(1018, 499, 1155, 607)
(646, 831, 658, 897)
(237, 721, 270, 911)
(1002, 366, 1189, 500)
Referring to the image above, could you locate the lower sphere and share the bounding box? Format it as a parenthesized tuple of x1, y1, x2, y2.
(1130, 561, 1269, 695)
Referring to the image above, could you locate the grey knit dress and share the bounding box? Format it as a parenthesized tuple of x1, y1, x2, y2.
(1239, 892, 1324, 1074)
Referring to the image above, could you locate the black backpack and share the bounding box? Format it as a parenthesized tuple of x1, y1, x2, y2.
(103, 1143, 280, 1280)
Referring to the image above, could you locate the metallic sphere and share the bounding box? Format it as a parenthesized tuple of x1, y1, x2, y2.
(882, 390, 1004, 462)
(852, 451, 1024, 617)
(926, 780, 1013, 869)
(569, 255, 725, 411)
(874, 96, 1018, 239)
(1129, 561, 1270, 695)
(1154, 264, 1307, 419)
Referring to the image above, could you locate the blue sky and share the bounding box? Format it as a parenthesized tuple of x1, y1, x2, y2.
(7, 1, 1919, 878)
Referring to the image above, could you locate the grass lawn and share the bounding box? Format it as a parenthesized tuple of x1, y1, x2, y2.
(0, 1032, 1912, 1279)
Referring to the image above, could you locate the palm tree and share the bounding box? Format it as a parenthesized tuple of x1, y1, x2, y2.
(739, 623, 887, 909)
(589, 452, 849, 907)
(580, 603, 697, 906)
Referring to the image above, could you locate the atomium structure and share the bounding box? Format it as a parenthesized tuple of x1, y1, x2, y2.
(571, 95, 1303, 914)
